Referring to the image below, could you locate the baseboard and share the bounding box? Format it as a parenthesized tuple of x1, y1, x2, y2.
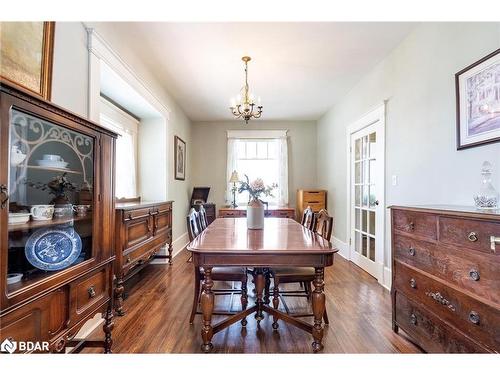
(150, 232, 189, 264)
(382, 266, 392, 291)
(330, 236, 349, 260)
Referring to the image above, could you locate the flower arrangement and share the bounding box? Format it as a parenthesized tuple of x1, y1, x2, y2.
(238, 175, 277, 202)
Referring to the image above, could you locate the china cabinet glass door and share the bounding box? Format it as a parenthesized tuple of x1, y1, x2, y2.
(7, 108, 95, 293)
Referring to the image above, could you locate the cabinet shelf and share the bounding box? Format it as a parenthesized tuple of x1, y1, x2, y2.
(16, 164, 82, 175)
(8, 214, 91, 232)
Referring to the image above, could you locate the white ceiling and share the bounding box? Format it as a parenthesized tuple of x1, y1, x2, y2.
(94, 22, 417, 122)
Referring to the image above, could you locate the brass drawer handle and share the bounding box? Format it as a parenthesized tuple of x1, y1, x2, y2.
(88, 286, 96, 298)
(406, 222, 415, 231)
(408, 247, 416, 256)
(409, 278, 417, 289)
(126, 256, 131, 263)
(491, 236, 500, 253)
(469, 311, 480, 325)
(410, 313, 417, 325)
(468, 232, 478, 242)
(425, 291, 456, 312)
(469, 269, 480, 281)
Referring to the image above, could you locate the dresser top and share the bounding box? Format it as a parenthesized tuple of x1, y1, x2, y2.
(116, 200, 173, 210)
(390, 204, 500, 219)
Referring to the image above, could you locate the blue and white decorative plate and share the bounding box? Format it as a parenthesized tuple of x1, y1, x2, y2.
(25, 226, 82, 271)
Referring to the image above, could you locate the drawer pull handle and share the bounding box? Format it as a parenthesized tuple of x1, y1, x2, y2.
(88, 286, 96, 298)
(468, 232, 478, 242)
(469, 311, 480, 325)
(425, 291, 456, 312)
(469, 269, 480, 281)
(491, 236, 500, 253)
(410, 313, 417, 325)
(408, 247, 416, 256)
(406, 222, 415, 231)
(126, 256, 131, 263)
(409, 278, 417, 289)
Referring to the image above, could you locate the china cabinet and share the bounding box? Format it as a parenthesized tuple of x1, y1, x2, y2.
(0, 82, 117, 353)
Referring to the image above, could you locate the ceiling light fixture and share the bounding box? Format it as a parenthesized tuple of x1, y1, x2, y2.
(229, 56, 263, 124)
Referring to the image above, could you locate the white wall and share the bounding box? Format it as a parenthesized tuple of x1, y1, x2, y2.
(51, 22, 192, 244)
(191, 120, 317, 210)
(317, 22, 500, 268)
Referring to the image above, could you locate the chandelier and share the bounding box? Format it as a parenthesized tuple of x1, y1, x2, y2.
(229, 56, 263, 124)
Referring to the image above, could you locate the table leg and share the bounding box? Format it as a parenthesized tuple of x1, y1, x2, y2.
(200, 266, 214, 353)
(311, 267, 325, 352)
(254, 268, 265, 322)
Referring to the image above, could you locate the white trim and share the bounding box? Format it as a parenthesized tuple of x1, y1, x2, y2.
(85, 27, 170, 122)
(330, 236, 349, 260)
(345, 102, 386, 285)
(382, 266, 392, 291)
(227, 129, 288, 139)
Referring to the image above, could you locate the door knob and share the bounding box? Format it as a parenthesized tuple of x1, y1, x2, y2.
(374, 200, 379, 206)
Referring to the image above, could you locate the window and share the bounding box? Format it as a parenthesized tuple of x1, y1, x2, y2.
(99, 98, 139, 199)
(227, 130, 288, 206)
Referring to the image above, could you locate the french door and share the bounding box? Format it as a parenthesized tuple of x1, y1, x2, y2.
(348, 106, 385, 280)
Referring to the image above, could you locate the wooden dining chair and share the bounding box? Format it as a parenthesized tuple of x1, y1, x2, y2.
(301, 206, 316, 230)
(187, 209, 248, 325)
(270, 209, 334, 326)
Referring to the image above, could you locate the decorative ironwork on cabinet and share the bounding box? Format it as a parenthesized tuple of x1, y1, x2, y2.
(0, 81, 117, 353)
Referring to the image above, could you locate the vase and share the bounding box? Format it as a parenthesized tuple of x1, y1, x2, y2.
(247, 198, 264, 230)
(474, 161, 499, 210)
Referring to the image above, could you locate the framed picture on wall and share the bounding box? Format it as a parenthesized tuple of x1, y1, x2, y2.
(174, 135, 186, 180)
(456, 48, 500, 150)
(0, 21, 55, 100)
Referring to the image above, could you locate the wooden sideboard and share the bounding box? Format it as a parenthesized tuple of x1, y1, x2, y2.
(219, 207, 295, 219)
(0, 82, 116, 353)
(391, 205, 500, 353)
(114, 201, 173, 316)
(296, 189, 327, 222)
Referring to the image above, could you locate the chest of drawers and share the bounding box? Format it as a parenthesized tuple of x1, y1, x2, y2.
(296, 189, 327, 222)
(114, 201, 173, 316)
(391, 205, 500, 353)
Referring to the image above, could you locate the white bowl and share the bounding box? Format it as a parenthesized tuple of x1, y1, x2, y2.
(7, 273, 23, 284)
(8, 212, 31, 225)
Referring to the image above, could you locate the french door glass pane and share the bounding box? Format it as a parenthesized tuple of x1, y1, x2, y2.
(7, 109, 94, 293)
(362, 234, 368, 257)
(362, 210, 367, 233)
(355, 231, 361, 253)
(369, 211, 375, 235)
(369, 237, 375, 261)
(355, 139, 361, 161)
(369, 132, 377, 159)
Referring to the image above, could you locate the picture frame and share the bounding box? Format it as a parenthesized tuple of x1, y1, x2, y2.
(455, 48, 500, 150)
(0, 21, 55, 100)
(174, 135, 186, 180)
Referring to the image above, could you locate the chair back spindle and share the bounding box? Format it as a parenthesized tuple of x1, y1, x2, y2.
(301, 206, 316, 230)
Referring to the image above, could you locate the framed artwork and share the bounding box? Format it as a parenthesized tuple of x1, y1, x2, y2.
(174, 136, 186, 180)
(0, 21, 55, 100)
(456, 48, 500, 150)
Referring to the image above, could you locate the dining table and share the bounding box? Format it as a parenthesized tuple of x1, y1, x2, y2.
(187, 217, 338, 353)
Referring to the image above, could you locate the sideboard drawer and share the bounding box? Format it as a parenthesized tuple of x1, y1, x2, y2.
(0, 288, 68, 352)
(70, 266, 109, 325)
(394, 291, 487, 353)
(439, 216, 500, 255)
(394, 261, 500, 351)
(393, 234, 500, 304)
(124, 216, 153, 249)
(302, 191, 326, 204)
(122, 207, 151, 221)
(268, 209, 295, 218)
(219, 210, 246, 218)
(392, 209, 437, 240)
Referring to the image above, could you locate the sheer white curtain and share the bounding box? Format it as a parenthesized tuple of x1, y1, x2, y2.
(226, 130, 289, 206)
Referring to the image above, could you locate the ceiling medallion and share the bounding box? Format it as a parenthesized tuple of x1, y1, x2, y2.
(229, 56, 263, 124)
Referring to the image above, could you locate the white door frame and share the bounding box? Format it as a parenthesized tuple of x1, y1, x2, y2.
(345, 103, 386, 284)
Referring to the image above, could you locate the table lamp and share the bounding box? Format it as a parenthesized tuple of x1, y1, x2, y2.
(229, 170, 239, 208)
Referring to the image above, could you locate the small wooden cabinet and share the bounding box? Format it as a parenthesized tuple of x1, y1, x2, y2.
(219, 207, 295, 219)
(114, 201, 173, 316)
(391, 205, 500, 353)
(296, 189, 327, 221)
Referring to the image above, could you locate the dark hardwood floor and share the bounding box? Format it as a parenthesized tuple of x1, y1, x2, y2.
(83, 249, 421, 353)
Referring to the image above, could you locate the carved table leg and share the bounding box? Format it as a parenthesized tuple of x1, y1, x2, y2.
(200, 266, 214, 353)
(254, 268, 265, 322)
(241, 275, 248, 327)
(103, 304, 114, 353)
(115, 276, 125, 316)
(264, 269, 271, 305)
(311, 267, 325, 352)
(272, 278, 280, 330)
(168, 243, 173, 265)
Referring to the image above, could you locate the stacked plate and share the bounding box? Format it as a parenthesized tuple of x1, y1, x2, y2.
(36, 159, 69, 169)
